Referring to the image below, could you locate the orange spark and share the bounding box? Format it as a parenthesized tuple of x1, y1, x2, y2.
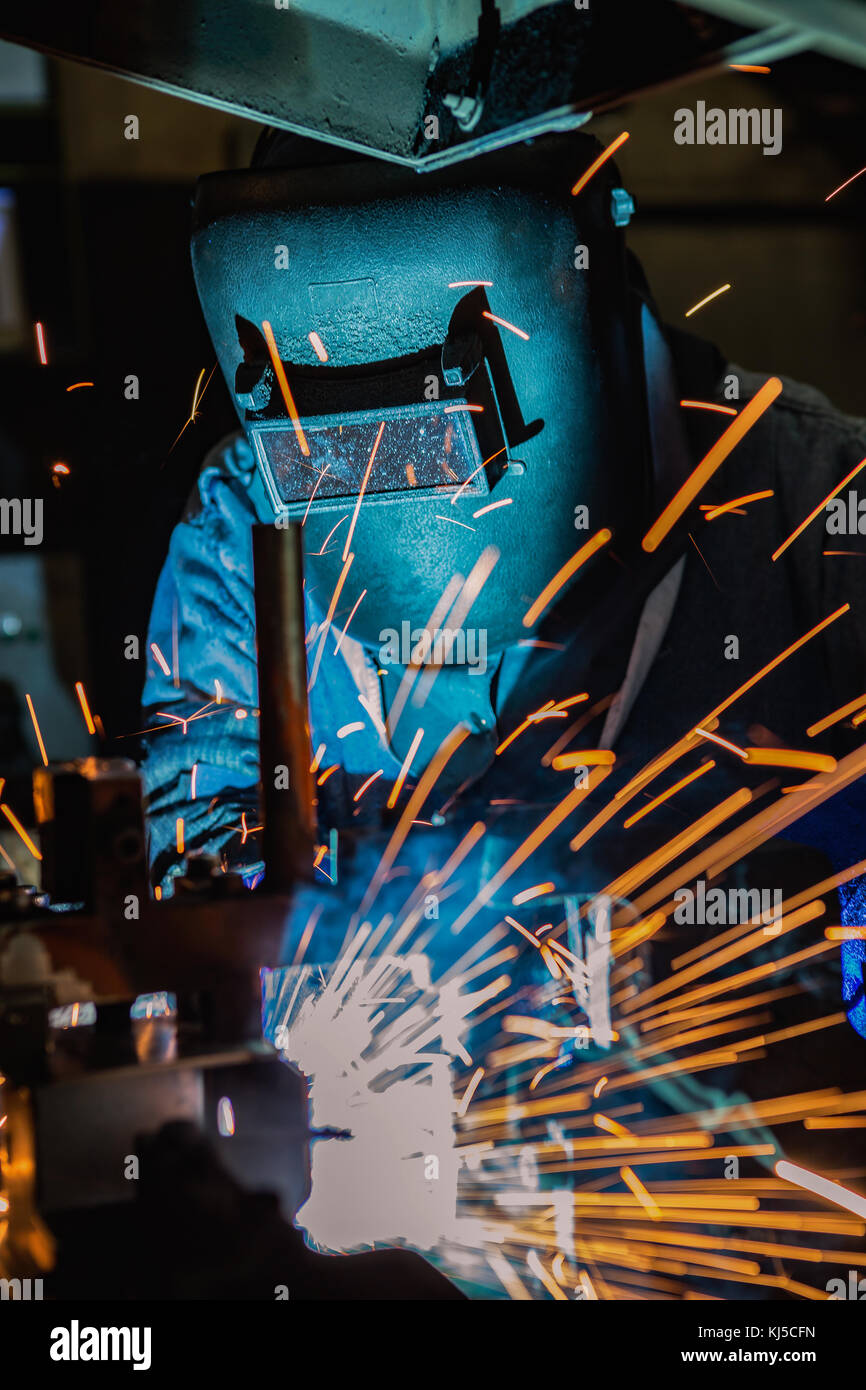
(313, 513, 348, 556)
(703, 489, 773, 521)
(353, 768, 383, 802)
(825, 166, 866, 202)
(540, 944, 563, 979)
(261, 319, 310, 456)
(523, 529, 611, 627)
(705, 603, 850, 725)
(176, 818, 185, 855)
(620, 1167, 663, 1220)
(772, 453, 866, 561)
(387, 728, 424, 809)
(623, 760, 715, 829)
(685, 283, 731, 318)
(239, 811, 261, 844)
(66, 381, 94, 392)
(680, 400, 737, 415)
(457, 1067, 485, 1118)
(333, 587, 367, 654)
(169, 365, 218, 450)
(450, 447, 506, 505)
(472, 497, 513, 518)
(75, 681, 96, 735)
(530, 1059, 561, 1091)
(804, 1114, 866, 1127)
(150, 642, 171, 677)
(452, 769, 611, 935)
(595, 1113, 632, 1137)
(482, 310, 529, 341)
(604, 788, 754, 908)
(343, 420, 385, 561)
(0, 804, 42, 860)
(551, 750, 616, 770)
(448, 280, 493, 288)
(729, 64, 770, 73)
(571, 131, 630, 197)
(643, 378, 782, 552)
(496, 700, 555, 755)
(317, 763, 340, 786)
(25, 693, 48, 766)
(551, 693, 590, 712)
(694, 725, 747, 759)
(744, 747, 836, 774)
(385, 575, 465, 735)
(411, 547, 500, 711)
(308, 331, 328, 362)
(301, 463, 332, 526)
(308, 551, 354, 689)
(512, 881, 556, 906)
(776, 1161, 866, 1220)
(350, 723, 471, 930)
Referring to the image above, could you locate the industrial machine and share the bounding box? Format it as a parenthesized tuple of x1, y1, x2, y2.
(0, 525, 463, 1299)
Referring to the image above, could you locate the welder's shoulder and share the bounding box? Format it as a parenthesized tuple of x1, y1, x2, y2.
(731, 365, 866, 481)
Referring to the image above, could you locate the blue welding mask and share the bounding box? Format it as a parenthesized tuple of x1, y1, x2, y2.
(191, 133, 652, 654)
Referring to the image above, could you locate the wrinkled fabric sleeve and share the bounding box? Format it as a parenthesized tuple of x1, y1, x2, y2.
(141, 437, 264, 892)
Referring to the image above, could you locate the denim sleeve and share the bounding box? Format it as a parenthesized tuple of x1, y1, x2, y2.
(141, 436, 264, 892)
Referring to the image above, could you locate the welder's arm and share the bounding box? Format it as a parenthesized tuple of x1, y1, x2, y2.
(141, 439, 265, 892)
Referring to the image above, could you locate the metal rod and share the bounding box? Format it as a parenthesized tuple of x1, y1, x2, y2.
(252, 524, 316, 891)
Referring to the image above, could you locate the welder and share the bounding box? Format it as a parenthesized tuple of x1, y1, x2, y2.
(141, 128, 866, 1034)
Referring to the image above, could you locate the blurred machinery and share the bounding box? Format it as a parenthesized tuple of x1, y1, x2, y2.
(0, 525, 462, 1299)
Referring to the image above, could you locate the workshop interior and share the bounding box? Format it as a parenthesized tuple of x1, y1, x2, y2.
(1, 0, 866, 1308)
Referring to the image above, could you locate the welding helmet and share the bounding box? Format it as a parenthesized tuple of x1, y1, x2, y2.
(190, 132, 651, 653)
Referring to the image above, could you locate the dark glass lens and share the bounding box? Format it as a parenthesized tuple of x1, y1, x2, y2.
(251, 402, 487, 512)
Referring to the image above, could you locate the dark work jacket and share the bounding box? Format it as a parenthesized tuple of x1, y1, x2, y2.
(141, 328, 866, 1034)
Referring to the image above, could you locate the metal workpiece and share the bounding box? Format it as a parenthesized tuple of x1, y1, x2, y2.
(32, 757, 148, 915)
(0, 0, 811, 170)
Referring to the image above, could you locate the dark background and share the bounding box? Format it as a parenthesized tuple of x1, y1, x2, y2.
(0, 42, 864, 794)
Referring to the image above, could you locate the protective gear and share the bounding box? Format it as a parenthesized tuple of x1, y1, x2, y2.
(142, 331, 866, 978)
(190, 134, 650, 654)
(146, 127, 866, 1038)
